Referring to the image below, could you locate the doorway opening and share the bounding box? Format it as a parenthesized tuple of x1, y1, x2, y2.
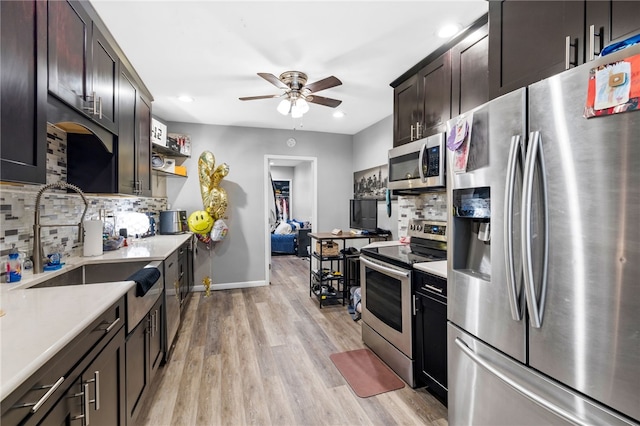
(264, 155, 317, 284)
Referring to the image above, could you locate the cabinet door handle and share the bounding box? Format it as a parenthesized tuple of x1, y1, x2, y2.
(565, 36, 578, 69)
(154, 309, 159, 336)
(410, 124, 415, 141)
(588, 25, 602, 61)
(83, 91, 97, 116)
(174, 280, 180, 300)
(85, 371, 100, 411)
(412, 294, 418, 315)
(84, 383, 91, 425)
(98, 97, 103, 119)
(416, 122, 422, 140)
(72, 383, 90, 425)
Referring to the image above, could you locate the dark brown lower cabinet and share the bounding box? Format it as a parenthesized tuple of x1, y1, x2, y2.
(126, 295, 163, 423)
(39, 326, 126, 426)
(414, 271, 448, 406)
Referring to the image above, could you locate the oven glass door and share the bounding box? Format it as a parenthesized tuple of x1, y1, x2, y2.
(360, 256, 412, 357)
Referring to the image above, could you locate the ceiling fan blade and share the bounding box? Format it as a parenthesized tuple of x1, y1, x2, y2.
(304, 76, 342, 93)
(307, 95, 342, 108)
(258, 73, 288, 89)
(239, 94, 281, 101)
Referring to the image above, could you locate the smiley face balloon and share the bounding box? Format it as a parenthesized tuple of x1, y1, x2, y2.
(188, 210, 214, 235)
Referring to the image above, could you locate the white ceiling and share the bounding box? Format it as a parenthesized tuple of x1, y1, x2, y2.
(90, 1, 488, 136)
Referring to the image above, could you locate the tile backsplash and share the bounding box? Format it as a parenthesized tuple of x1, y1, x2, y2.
(0, 124, 167, 260)
(397, 192, 448, 238)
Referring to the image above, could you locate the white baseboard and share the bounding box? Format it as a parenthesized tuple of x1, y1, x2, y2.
(192, 280, 267, 292)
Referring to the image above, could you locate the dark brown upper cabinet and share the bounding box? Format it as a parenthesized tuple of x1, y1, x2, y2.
(0, 0, 48, 184)
(585, 1, 640, 61)
(418, 51, 452, 139)
(451, 23, 489, 117)
(118, 67, 152, 196)
(489, 1, 640, 99)
(392, 52, 451, 147)
(48, 0, 119, 134)
(393, 74, 419, 147)
(392, 15, 488, 147)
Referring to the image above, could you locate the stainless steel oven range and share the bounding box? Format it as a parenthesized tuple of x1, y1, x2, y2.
(360, 219, 447, 387)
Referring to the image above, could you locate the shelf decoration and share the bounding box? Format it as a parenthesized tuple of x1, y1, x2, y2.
(168, 133, 191, 156)
(196, 151, 230, 247)
(151, 118, 167, 146)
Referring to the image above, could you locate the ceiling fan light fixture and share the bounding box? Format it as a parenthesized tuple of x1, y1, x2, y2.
(292, 98, 309, 117)
(277, 98, 291, 115)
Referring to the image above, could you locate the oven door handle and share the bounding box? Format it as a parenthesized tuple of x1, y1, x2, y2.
(361, 257, 410, 279)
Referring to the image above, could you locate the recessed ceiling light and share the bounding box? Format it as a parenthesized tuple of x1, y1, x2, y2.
(333, 110, 345, 118)
(178, 95, 194, 103)
(438, 24, 460, 38)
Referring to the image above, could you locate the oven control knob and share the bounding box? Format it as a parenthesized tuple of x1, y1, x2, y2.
(417, 225, 422, 231)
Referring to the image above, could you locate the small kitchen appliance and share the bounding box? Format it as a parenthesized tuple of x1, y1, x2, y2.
(387, 133, 446, 193)
(159, 210, 187, 235)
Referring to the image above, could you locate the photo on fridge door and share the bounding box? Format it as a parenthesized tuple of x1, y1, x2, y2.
(584, 53, 640, 118)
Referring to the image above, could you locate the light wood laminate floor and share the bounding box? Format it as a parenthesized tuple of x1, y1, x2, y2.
(134, 255, 448, 426)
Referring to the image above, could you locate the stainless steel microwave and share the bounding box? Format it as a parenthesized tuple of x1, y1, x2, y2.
(387, 133, 445, 192)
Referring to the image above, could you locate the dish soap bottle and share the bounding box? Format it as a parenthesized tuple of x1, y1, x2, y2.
(6, 245, 22, 283)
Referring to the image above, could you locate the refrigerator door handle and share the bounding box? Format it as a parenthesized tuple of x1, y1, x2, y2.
(522, 131, 549, 329)
(455, 337, 589, 426)
(504, 134, 523, 321)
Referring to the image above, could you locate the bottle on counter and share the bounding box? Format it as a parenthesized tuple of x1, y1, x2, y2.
(6, 245, 22, 283)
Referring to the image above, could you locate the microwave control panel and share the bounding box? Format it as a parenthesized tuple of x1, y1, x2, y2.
(423, 146, 441, 177)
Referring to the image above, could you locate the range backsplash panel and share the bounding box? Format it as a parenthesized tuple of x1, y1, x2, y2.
(397, 192, 448, 238)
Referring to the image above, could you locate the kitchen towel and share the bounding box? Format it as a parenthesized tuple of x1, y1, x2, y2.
(83, 220, 103, 257)
(127, 267, 161, 297)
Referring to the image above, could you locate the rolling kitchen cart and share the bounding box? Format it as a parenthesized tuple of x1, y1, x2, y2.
(308, 232, 389, 308)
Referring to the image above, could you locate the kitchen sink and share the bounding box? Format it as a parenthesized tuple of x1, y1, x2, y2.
(29, 260, 164, 334)
(29, 261, 151, 289)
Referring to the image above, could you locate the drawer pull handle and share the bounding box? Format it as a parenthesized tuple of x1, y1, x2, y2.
(423, 284, 443, 294)
(12, 376, 66, 413)
(104, 317, 121, 334)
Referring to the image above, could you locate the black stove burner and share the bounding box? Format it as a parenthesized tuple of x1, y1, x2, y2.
(361, 242, 446, 269)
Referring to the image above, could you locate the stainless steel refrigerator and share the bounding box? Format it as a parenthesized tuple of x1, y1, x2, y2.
(446, 44, 640, 425)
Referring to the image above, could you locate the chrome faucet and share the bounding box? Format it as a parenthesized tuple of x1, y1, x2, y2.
(33, 182, 89, 274)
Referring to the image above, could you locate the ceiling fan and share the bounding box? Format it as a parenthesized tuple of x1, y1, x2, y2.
(239, 71, 342, 117)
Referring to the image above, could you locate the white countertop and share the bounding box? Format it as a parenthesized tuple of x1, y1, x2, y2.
(362, 240, 407, 249)
(5, 233, 193, 291)
(0, 233, 192, 401)
(413, 260, 448, 278)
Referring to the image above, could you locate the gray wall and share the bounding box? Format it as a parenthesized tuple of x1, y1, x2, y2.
(163, 122, 352, 289)
(293, 162, 313, 223)
(352, 115, 397, 240)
